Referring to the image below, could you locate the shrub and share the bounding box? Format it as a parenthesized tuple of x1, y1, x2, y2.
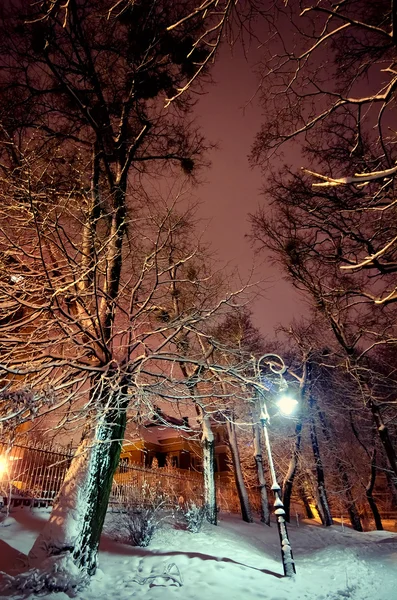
(182, 501, 205, 533)
(112, 481, 168, 547)
(124, 505, 160, 547)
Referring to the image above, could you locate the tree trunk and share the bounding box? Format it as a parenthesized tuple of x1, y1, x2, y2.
(338, 464, 363, 532)
(252, 421, 270, 525)
(365, 449, 383, 531)
(283, 420, 303, 523)
(201, 413, 217, 525)
(227, 418, 253, 523)
(349, 414, 383, 531)
(297, 481, 314, 519)
(309, 409, 333, 526)
(385, 468, 397, 506)
(316, 405, 362, 531)
(370, 400, 397, 493)
(29, 388, 128, 586)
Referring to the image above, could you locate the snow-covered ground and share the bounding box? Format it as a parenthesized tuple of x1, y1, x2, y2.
(1, 507, 397, 600)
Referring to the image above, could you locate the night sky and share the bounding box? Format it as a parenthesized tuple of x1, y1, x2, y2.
(193, 43, 307, 338)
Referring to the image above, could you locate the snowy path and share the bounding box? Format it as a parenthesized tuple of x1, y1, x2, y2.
(1, 508, 397, 600)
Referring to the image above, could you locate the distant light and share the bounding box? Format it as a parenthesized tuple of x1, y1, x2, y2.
(10, 275, 24, 284)
(278, 395, 298, 416)
(0, 456, 8, 478)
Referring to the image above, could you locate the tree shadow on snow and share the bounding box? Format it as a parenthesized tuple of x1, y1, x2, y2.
(376, 536, 397, 544)
(0, 539, 28, 576)
(99, 535, 150, 556)
(9, 509, 49, 534)
(151, 550, 284, 579)
(99, 537, 283, 579)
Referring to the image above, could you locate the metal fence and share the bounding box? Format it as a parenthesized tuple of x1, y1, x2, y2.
(0, 441, 243, 513)
(112, 462, 204, 507)
(111, 461, 244, 513)
(0, 440, 74, 505)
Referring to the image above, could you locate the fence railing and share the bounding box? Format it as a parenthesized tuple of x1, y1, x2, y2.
(111, 462, 246, 513)
(0, 440, 74, 504)
(112, 463, 204, 507)
(0, 441, 243, 513)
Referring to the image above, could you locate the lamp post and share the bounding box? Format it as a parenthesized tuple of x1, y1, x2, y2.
(256, 354, 296, 578)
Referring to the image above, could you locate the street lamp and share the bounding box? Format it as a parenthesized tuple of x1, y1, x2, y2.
(277, 395, 298, 416)
(256, 353, 296, 578)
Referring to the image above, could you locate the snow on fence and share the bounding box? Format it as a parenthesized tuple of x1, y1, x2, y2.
(111, 462, 205, 508)
(0, 440, 74, 505)
(0, 441, 241, 513)
(111, 461, 242, 513)
(5, 441, 395, 525)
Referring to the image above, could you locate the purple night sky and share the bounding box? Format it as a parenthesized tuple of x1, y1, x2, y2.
(194, 44, 307, 338)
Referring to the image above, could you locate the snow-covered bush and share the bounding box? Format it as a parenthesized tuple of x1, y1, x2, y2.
(181, 501, 205, 533)
(0, 554, 89, 596)
(124, 506, 160, 547)
(111, 482, 168, 547)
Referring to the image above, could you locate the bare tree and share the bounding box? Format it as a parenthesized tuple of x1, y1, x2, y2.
(250, 159, 397, 492)
(0, 1, 258, 589)
(251, 0, 397, 306)
(211, 310, 269, 523)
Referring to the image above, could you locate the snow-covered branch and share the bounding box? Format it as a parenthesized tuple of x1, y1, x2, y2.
(303, 164, 397, 188)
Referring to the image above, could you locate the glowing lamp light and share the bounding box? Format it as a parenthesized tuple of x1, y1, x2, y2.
(277, 395, 298, 416)
(0, 456, 8, 478)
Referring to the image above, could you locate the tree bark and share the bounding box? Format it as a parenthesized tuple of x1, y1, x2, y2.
(201, 413, 217, 525)
(349, 414, 383, 530)
(338, 464, 363, 532)
(385, 468, 397, 506)
(283, 420, 303, 523)
(29, 386, 128, 582)
(308, 404, 333, 526)
(317, 405, 362, 531)
(370, 400, 397, 493)
(297, 481, 314, 519)
(252, 421, 270, 525)
(227, 417, 253, 523)
(365, 450, 383, 531)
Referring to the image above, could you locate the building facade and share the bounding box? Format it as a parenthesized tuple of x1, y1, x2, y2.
(121, 412, 229, 476)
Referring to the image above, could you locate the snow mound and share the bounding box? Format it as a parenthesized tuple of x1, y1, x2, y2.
(1, 554, 89, 598)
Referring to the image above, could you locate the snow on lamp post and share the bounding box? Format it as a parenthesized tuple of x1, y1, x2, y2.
(256, 353, 297, 578)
